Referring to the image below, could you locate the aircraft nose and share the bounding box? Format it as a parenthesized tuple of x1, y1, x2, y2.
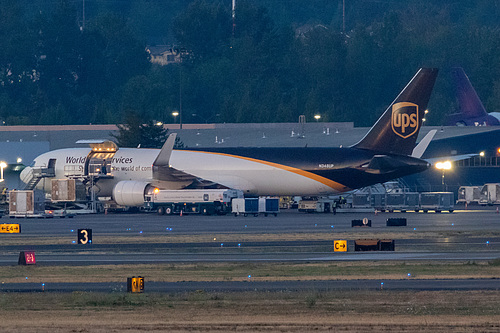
(20, 166, 32, 184)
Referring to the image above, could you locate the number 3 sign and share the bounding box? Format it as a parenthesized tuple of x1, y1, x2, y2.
(78, 229, 92, 245)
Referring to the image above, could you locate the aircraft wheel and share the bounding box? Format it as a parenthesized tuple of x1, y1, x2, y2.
(158, 207, 165, 215)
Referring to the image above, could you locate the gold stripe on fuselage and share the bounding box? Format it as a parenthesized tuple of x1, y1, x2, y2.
(186, 150, 351, 192)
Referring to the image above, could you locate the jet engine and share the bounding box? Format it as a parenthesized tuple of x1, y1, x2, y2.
(112, 181, 151, 207)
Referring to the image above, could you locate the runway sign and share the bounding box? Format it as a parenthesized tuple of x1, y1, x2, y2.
(333, 240, 347, 252)
(78, 229, 92, 244)
(379, 239, 395, 251)
(354, 240, 379, 252)
(0, 224, 20, 233)
(18, 251, 36, 265)
(387, 218, 407, 226)
(127, 276, 144, 293)
(351, 219, 372, 227)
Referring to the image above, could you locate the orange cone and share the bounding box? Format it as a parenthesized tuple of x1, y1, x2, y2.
(180, 210, 183, 217)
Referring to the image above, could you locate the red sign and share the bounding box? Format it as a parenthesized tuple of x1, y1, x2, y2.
(18, 251, 36, 265)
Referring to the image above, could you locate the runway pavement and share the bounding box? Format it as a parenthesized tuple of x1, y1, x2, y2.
(1, 208, 499, 292)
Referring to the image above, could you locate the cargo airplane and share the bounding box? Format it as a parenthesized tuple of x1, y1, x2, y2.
(20, 68, 438, 207)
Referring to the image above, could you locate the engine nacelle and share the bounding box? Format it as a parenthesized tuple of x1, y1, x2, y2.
(112, 181, 151, 207)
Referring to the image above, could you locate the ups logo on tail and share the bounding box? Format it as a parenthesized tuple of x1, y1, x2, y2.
(391, 102, 419, 139)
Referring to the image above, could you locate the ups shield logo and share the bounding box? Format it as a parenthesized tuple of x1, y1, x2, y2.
(391, 102, 419, 139)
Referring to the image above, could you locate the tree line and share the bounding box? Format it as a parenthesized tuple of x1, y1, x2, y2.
(2, 0, 500, 129)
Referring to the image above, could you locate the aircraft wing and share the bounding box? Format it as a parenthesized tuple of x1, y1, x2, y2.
(425, 154, 477, 165)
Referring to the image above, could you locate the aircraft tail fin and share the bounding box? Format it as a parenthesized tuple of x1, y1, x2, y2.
(353, 68, 438, 155)
(411, 129, 437, 158)
(453, 67, 487, 118)
(443, 67, 500, 126)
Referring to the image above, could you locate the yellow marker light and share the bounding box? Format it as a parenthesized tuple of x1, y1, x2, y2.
(480, 151, 485, 157)
(424, 109, 429, 114)
(153, 188, 160, 194)
(314, 114, 321, 120)
(172, 111, 179, 117)
(16, 157, 22, 163)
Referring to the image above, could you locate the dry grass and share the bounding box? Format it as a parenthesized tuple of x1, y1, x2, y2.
(1, 261, 500, 283)
(0, 290, 499, 332)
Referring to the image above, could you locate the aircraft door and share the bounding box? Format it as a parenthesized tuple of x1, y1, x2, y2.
(85, 152, 115, 176)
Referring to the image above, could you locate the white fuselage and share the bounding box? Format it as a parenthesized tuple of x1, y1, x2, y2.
(22, 147, 342, 197)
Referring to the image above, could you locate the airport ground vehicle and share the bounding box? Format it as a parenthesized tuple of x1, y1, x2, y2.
(145, 189, 242, 215)
(298, 198, 336, 213)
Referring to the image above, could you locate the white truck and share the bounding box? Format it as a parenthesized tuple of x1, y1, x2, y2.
(145, 189, 242, 215)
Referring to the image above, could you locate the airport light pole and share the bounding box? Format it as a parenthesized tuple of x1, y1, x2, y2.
(314, 114, 321, 122)
(0, 162, 6, 182)
(435, 161, 452, 191)
(172, 111, 179, 126)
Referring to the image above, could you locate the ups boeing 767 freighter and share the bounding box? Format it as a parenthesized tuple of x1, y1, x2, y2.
(21, 68, 438, 206)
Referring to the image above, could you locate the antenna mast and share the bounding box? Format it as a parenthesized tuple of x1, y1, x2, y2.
(232, 0, 236, 36)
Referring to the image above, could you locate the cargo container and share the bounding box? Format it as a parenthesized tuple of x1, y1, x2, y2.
(51, 179, 86, 202)
(258, 197, 279, 216)
(457, 186, 481, 205)
(419, 192, 454, 213)
(9, 190, 46, 217)
(232, 198, 259, 216)
(352, 193, 371, 208)
(479, 183, 500, 205)
(404, 193, 420, 212)
(385, 193, 406, 212)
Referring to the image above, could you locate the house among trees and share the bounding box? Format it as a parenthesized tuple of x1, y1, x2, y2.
(146, 45, 185, 66)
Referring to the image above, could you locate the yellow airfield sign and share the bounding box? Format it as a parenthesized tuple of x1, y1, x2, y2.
(0, 224, 21, 233)
(333, 240, 347, 252)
